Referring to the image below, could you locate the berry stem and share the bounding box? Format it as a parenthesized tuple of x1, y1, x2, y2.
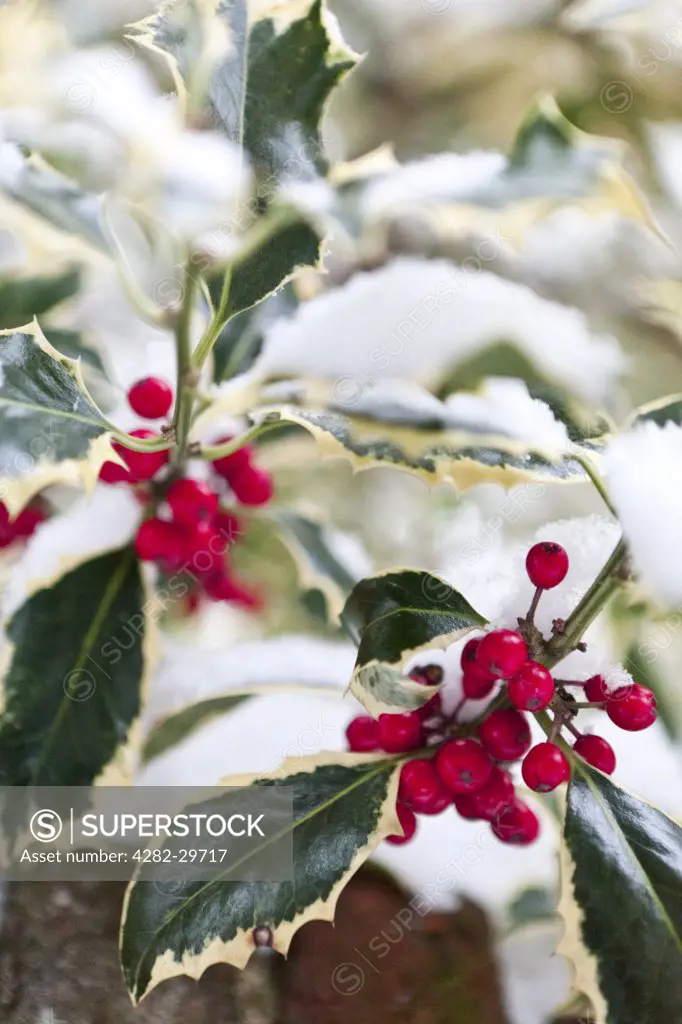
(526, 586, 542, 624)
(172, 262, 199, 465)
(201, 419, 285, 462)
(569, 701, 607, 709)
(193, 264, 233, 371)
(573, 451, 618, 518)
(543, 537, 628, 669)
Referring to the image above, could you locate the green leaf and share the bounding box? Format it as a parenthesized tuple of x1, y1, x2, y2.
(0, 324, 118, 513)
(629, 393, 682, 429)
(213, 282, 298, 382)
(341, 569, 486, 716)
(0, 268, 81, 330)
(120, 751, 401, 1002)
(43, 328, 109, 380)
(273, 510, 358, 619)
(561, 763, 682, 1024)
(249, 400, 600, 495)
(143, 679, 343, 762)
(0, 547, 153, 786)
(1, 152, 108, 251)
(220, 221, 318, 320)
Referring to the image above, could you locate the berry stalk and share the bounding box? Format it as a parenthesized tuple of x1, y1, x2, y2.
(172, 263, 199, 466)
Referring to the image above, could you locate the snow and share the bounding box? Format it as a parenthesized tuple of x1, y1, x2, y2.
(604, 420, 682, 606)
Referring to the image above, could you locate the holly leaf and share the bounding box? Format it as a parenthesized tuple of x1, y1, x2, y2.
(213, 282, 298, 383)
(248, 398, 601, 494)
(143, 679, 344, 762)
(0, 268, 82, 330)
(119, 751, 401, 1002)
(630, 393, 682, 429)
(560, 762, 682, 1024)
(0, 323, 118, 514)
(222, 221, 318, 321)
(272, 510, 358, 619)
(341, 570, 486, 716)
(0, 547, 154, 786)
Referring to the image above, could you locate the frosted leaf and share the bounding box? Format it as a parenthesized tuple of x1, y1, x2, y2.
(604, 421, 682, 606)
(445, 379, 570, 451)
(256, 258, 625, 405)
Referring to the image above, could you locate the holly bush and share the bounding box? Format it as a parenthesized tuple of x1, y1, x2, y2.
(2, 1, 682, 1021)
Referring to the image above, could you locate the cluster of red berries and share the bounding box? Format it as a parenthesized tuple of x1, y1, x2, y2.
(346, 540, 658, 848)
(99, 376, 274, 611)
(0, 500, 46, 550)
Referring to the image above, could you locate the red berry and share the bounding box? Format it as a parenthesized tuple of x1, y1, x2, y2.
(229, 464, 274, 506)
(113, 429, 169, 481)
(435, 738, 493, 794)
(525, 541, 569, 590)
(508, 660, 555, 712)
(462, 668, 497, 699)
(416, 692, 441, 721)
(99, 459, 134, 484)
(167, 478, 219, 525)
(0, 503, 13, 547)
(346, 715, 380, 752)
(492, 799, 539, 845)
(606, 684, 657, 732)
(573, 734, 616, 774)
(211, 435, 253, 479)
(522, 742, 570, 792)
(127, 376, 173, 419)
(453, 794, 482, 820)
(135, 518, 186, 567)
(214, 511, 242, 547)
(386, 802, 417, 845)
(399, 758, 451, 814)
(12, 503, 46, 539)
(202, 570, 261, 610)
(377, 712, 423, 754)
(460, 636, 481, 670)
(584, 674, 609, 703)
(409, 664, 444, 686)
(466, 766, 515, 821)
(478, 708, 531, 761)
(476, 629, 528, 679)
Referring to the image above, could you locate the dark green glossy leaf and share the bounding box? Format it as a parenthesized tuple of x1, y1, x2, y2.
(213, 283, 297, 382)
(0, 268, 81, 330)
(342, 569, 486, 715)
(0, 325, 115, 513)
(120, 752, 400, 1002)
(221, 221, 318, 320)
(563, 763, 682, 1024)
(0, 547, 150, 786)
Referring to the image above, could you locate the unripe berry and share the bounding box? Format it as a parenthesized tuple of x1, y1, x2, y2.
(229, 465, 274, 506)
(525, 541, 569, 590)
(435, 738, 493, 794)
(508, 660, 555, 712)
(573, 734, 616, 774)
(399, 758, 451, 814)
(377, 712, 423, 753)
(127, 376, 173, 419)
(465, 766, 515, 822)
(606, 684, 657, 732)
(491, 799, 539, 845)
(476, 629, 528, 679)
(583, 674, 609, 703)
(386, 802, 417, 845)
(168, 478, 219, 525)
(522, 742, 570, 792)
(346, 715, 380, 753)
(211, 435, 253, 479)
(113, 429, 169, 481)
(478, 708, 531, 761)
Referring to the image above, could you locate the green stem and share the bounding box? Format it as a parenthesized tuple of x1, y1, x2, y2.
(172, 266, 198, 464)
(193, 265, 233, 371)
(574, 451, 618, 517)
(543, 537, 628, 669)
(201, 419, 285, 461)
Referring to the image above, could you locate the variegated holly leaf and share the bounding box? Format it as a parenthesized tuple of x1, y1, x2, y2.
(629, 393, 682, 429)
(0, 268, 81, 330)
(143, 679, 344, 762)
(149, 0, 354, 317)
(0, 323, 118, 514)
(213, 282, 298, 383)
(120, 751, 401, 1002)
(0, 547, 154, 786)
(341, 570, 486, 716)
(248, 398, 602, 494)
(272, 510, 358, 619)
(560, 762, 682, 1024)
